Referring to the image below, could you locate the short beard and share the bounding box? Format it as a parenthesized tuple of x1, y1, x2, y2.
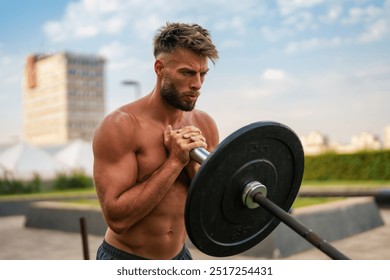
(160, 78, 198, 111)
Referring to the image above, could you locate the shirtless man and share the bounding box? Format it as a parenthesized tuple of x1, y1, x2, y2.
(93, 22, 219, 260)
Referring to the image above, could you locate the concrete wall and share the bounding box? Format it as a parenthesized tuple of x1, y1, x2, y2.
(25, 201, 106, 236)
(0, 195, 97, 217)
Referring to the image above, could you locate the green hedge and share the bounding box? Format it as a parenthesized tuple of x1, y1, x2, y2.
(0, 175, 41, 195)
(0, 171, 93, 195)
(303, 150, 390, 181)
(52, 171, 93, 190)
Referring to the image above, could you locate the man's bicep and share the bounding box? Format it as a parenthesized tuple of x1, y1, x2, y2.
(94, 148, 138, 199)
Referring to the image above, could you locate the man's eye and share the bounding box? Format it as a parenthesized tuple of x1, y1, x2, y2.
(182, 71, 193, 76)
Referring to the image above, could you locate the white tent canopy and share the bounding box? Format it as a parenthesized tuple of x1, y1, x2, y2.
(0, 142, 66, 180)
(54, 139, 93, 177)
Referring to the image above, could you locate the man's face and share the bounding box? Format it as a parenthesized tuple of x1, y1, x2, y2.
(160, 74, 198, 111)
(158, 48, 209, 111)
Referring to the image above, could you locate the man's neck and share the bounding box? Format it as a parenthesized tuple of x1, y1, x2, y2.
(147, 88, 187, 128)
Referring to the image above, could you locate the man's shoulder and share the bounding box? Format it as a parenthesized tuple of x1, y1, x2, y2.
(192, 108, 214, 121)
(95, 105, 141, 140)
(103, 104, 141, 126)
(191, 109, 218, 136)
(93, 106, 142, 155)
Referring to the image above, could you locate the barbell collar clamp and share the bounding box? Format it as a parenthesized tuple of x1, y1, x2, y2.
(242, 181, 267, 209)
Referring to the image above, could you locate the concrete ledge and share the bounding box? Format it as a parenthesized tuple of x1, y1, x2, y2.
(24, 197, 384, 258)
(0, 199, 37, 216)
(0, 194, 97, 216)
(25, 201, 106, 236)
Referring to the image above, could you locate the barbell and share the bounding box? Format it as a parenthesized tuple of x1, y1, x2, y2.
(185, 121, 350, 260)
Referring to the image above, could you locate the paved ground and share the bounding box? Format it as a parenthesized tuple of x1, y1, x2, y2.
(282, 207, 390, 260)
(0, 207, 389, 260)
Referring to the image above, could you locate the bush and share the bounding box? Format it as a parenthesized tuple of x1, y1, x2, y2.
(52, 171, 93, 190)
(303, 150, 390, 181)
(0, 174, 41, 195)
(0, 171, 93, 195)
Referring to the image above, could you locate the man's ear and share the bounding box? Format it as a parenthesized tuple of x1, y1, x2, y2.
(154, 59, 165, 76)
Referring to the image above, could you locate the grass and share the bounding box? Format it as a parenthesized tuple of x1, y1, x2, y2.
(301, 180, 390, 189)
(295, 180, 390, 208)
(0, 187, 96, 201)
(2, 181, 389, 208)
(293, 197, 343, 208)
(65, 198, 101, 207)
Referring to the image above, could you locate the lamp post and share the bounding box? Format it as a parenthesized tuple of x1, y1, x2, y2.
(122, 80, 141, 99)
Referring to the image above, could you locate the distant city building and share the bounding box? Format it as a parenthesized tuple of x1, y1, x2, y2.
(383, 125, 390, 149)
(333, 132, 382, 153)
(302, 130, 384, 155)
(22, 52, 105, 146)
(350, 131, 382, 151)
(300, 131, 330, 155)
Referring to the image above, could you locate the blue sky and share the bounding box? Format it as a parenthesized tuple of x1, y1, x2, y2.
(0, 0, 389, 144)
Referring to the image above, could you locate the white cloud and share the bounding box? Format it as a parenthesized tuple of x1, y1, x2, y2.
(107, 57, 140, 71)
(358, 19, 388, 42)
(277, 0, 324, 15)
(261, 11, 316, 42)
(83, 0, 121, 13)
(284, 37, 320, 53)
(104, 17, 126, 34)
(320, 5, 343, 23)
(260, 26, 292, 42)
(219, 39, 244, 49)
(339, 2, 389, 44)
(133, 14, 163, 40)
(42, 0, 227, 43)
(98, 41, 134, 71)
(43, 21, 68, 42)
(43, 0, 127, 42)
(99, 41, 127, 59)
(213, 16, 246, 35)
(239, 69, 295, 101)
(75, 25, 99, 38)
(284, 36, 343, 53)
(342, 5, 383, 25)
(259, 68, 296, 97)
(282, 11, 316, 31)
(261, 69, 287, 81)
(261, 1, 389, 53)
(98, 41, 152, 72)
(284, 9, 388, 53)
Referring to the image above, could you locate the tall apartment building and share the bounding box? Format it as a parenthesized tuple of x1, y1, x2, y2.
(23, 52, 105, 146)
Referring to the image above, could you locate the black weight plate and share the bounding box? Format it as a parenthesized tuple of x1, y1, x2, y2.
(185, 121, 304, 257)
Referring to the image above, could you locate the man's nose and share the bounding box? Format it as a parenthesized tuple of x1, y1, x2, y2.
(190, 73, 203, 90)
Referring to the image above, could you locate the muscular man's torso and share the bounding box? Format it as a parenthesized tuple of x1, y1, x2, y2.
(104, 101, 209, 259)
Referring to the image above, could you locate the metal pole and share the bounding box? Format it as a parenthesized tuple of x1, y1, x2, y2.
(122, 80, 141, 99)
(79, 217, 90, 260)
(253, 193, 350, 260)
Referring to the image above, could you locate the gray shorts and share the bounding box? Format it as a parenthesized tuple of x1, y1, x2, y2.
(96, 240, 193, 260)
